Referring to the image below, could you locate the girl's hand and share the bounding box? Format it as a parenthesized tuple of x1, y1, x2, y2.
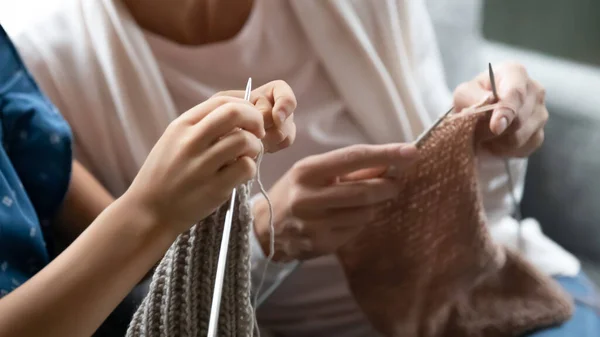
(124, 96, 266, 237)
(213, 80, 298, 153)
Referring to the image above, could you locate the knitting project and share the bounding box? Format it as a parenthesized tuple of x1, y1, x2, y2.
(126, 183, 255, 337)
(337, 108, 574, 337)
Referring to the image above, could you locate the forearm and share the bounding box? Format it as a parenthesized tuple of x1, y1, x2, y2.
(55, 160, 115, 241)
(0, 195, 176, 337)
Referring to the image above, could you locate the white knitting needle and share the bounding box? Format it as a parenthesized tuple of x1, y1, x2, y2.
(207, 78, 253, 337)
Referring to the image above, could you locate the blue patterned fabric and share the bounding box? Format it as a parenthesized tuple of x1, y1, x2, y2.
(0, 24, 72, 297)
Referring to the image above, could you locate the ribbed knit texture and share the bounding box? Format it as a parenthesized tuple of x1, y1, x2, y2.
(126, 183, 254, 337)
(338, 108, 574, 337)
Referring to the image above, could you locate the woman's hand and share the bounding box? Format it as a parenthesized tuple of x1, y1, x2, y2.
(453, 62, 548, 158)
(125, 95, 267, 237)
(213, 80, 298, 153)
(253, 144, 418, 262)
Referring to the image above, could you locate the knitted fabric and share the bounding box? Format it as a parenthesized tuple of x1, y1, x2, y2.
(126, 183, 255, 337)
(337, 108, 574, 337)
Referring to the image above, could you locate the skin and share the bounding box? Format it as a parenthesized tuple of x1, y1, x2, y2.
(123, 0, 549, 261)
(0, 86, 296, 337)
(253, 61, 549, 261)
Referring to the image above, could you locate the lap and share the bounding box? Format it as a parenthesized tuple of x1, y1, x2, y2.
(524, 272, 600, 337)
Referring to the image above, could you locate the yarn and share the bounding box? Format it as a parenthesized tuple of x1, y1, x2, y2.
(127, 105, 572, 337)
(126, 142, 274, 337)
(337, 106, 573, 337)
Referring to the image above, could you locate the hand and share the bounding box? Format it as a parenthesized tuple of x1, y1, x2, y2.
(213, 80, 297, 153)
(124, 96, 265, 237)
(253, 144, 418, 262)
(453, 62, 547, 157)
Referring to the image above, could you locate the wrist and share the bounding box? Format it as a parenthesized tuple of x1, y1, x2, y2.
(114, 191, 180, 246)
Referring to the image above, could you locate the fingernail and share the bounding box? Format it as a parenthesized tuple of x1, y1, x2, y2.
(495, 116, 508, 135)
(399, 145, 418, 157)
(277, 109, 288, 125)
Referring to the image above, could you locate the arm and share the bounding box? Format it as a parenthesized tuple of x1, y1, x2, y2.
(54, 160, 115, 241)
(0, 195, 175, 337)
(0, 95, 269, 337)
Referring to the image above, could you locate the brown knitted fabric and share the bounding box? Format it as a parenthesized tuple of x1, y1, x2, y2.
(126, 183, 254, 337)
(337, 108, 574, 337)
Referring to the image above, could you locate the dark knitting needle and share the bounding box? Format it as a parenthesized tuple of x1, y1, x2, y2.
(414, 105, 455, 147)
(489, 63, 525, 251)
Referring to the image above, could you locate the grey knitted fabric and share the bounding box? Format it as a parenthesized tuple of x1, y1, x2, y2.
(126, 183, 255, 337)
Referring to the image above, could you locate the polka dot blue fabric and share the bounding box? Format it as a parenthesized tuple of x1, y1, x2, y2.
(0, 25, 72, 297)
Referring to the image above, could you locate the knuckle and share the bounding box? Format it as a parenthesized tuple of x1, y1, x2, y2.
(453, 82, 471, 97)
(534, 129, 545, 147)
(272, 79, 288, 88)
(223, 103, 243, 120)
(238, 157, 257, 180)
(535, 82, 547, 103)
(504, 61, 527, 75)
(344, 145, 369, 163)
(177, 130, 196, 152)
(288, 186, 308, 215)
(211, 95, 234, 105)
(292, 158, 311, 177)
(166, 118, 183, 132)
(211, 91, 227, 98)
(277, 136, 293, 150)
(506, 86, 527, 107)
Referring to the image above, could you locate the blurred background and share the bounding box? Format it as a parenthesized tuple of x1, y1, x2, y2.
(1, 0, 598, 284)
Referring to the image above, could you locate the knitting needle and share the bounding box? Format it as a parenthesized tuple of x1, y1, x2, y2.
(414, 105, 455, 147)
(207, 78, 253, 337)
(413, 63, 502, 148)
(489, 63, 525, 251)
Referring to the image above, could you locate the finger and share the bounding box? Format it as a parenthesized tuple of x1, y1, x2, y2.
(216, 156, 257, 189)
(203, 130, 262, 172)
(301, 178, 399, 209)
(485, 105, 547, 156)
(214, 87, 281, 130)
(453, 80, 494, 113)
(340, 167, 389, 182)
(263, 113, 296, 152)
(296, 144, 418, 184)
(194, 102, 265, 146)
(490, 64, 530, 135)
(489, 89, 539, 146)
(181, 96, 252, 124)
(486, 129, 545, 158)
(254, 95, 276, 129)
(256, 80, 297, 128)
